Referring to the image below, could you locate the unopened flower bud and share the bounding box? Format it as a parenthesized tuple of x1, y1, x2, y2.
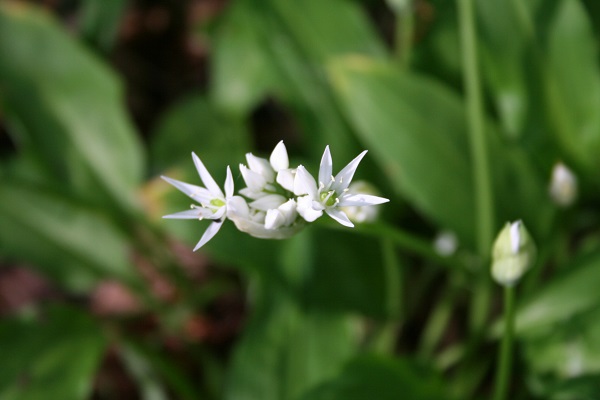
(549, 162, 577, 207)
(434, 231, 458, 257)
(491, 221, 536, 286)
(341, 181, 382, 223)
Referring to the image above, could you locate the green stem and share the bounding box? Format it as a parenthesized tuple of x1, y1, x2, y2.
(320, 221, 463, 269)
(394, 1, 413, 68)
(457, 0, 494, 257)
(370, 239, 403, 354)
(493, 285, 516, 400)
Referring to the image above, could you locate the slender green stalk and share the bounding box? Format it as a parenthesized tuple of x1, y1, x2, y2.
(394, 1, 413, 68)
(320, 221, 463, 270)
(456, 0, 494, 257)
(493, 285, 516, 400)
(370, 239, 402, 354)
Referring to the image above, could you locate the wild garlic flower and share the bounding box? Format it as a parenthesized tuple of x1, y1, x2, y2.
(162, 153, 233, 250)
(549, 162, 577, 207)
(162, 142, 389, 251)
(293, 146, 389, 227)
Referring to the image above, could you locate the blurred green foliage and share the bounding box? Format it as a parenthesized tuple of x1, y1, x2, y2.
(1, 0, 600, 399)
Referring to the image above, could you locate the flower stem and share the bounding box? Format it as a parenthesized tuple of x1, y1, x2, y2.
(457, 0, 494, 257)
(394, 1, 413, 68)
(320, 221, 463, 270)
(493, 285, 516, 400)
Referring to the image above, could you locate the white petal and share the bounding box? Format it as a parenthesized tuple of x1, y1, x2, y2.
(161, 176, 212, 203)
(240, 164, 267, 191)
(265, 209, 285, 230)
(239, 187, 265, 200)
(270, 140, 289, 171)
(192, 152, 224, 198)
(276, 169, 296, 192)
(297, 195, 323, 222)
(326, 208, 354, 227)
(246, 153, 275, 182)
(227, 195, 250, 219)
(163, 209, 207, 219)
(294, 165, 318, 197)
(225, 166, 234, 198)
(278, 199, 298, 225)
(510, 220, 521, 254)
(319, 145, 333, 187)
(193, 220, 224, 251)
(339, 193, 389, 207)
(211, 206, 227, 220)
(249, 194, 287, 211)
(332, 150, 367, 192)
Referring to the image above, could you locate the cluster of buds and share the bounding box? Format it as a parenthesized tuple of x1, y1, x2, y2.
(162, 141, 389, 251)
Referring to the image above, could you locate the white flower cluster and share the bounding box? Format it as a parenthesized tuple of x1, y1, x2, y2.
(162, 141, 389, 251)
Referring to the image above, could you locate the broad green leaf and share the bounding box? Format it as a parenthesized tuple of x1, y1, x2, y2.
(523, 308, 600, 377)
(300, 355, 451, 400)
(543, 0, 600, 171)
(225, 293, 356, 400)
(210, 0, 286, 114)
(149, 94, 250, 175)
(0, 182, 135, 291)
(477, 0, 536, 138)
(0, 306, 106, 400)
(211, 0, 386, 162)
(79, 0, 126, 52)
(0, 3, 143, 210)
(515, 251, 600, 335)
(329, 56, 551, 248)
(329, 56, 476, 244)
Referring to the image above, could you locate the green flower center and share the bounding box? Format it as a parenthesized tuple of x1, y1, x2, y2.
(320, 190, 337, 207)
(210, 198, 226, 207)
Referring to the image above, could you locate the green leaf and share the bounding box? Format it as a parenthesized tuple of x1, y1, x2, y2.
(515, 251, 600, 335)
(211, 0, 386, 162)
(0, 3, 144, 210)
(300, 355, 451, 400)
(0, 306, 107, 400)
(0, 182, 135, 291)
(328, 56, 476, 244)
(328, 56, 552, 248)
(543, 0, 600, 171)
(79, 0, 126, 52)
(150, 94, 250, 175)
(225, 289, 356, 400)
(477, 0, 534, 138)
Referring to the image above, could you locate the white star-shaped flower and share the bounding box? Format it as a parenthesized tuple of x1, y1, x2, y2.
(293, 146, 389, 227)
(161, 152, 233, 251)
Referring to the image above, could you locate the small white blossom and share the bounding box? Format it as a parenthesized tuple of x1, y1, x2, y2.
(161, 153, 233, 251)
(549, 162, 577, 207)
(227, 196, 304, 239)
(293, 146, 389, 227)
(162, 142, 390, 249)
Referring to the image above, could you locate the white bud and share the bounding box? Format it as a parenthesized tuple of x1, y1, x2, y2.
(433, 231, 458, 257)
(491, 221, 536, 286)
(549, 162, 577, 207)
(340, 181, 381, 223)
